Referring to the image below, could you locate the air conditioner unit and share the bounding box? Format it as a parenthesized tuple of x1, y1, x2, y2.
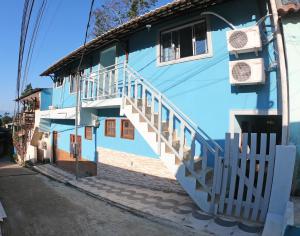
(226, 26, 262, 55)
(229, 58, 265, 85)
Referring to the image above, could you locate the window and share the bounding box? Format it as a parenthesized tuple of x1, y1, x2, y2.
(105, 119, 116, 137)
(160, 20, 210, 64)
(85, 126, 93, 140)
(70, 74, 77, 93)
(121, 119, 134, 140)
(55, 76, 64, 87)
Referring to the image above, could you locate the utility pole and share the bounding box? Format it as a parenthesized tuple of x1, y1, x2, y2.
(74, 0, 95, 180)
(74, 73, 80, 180)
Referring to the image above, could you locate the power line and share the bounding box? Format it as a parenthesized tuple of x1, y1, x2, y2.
(16, 0, 35, 99)
(21, 0, 47, 92)
(14, 0, 35, 125)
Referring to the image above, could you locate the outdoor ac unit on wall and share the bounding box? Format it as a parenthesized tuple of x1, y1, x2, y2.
(226, 25, 262, 55)
(229, 58, 265, 85)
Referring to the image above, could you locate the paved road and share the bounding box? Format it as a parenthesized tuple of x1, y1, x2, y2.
(0, 160, 206, 236)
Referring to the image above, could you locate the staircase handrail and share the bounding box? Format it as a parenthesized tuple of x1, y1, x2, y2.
(124, 63, 223, 153)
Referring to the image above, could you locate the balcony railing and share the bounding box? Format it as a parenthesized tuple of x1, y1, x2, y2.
(14, 112, 35, 129)
(80, 63, 124, 101)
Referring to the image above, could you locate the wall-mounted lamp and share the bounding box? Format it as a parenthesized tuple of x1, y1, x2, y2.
(146, 24, 152, 32)
(93, 118, 100, 128)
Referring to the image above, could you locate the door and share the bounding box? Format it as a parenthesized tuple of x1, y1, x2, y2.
(52, 131, 58, 163)
(70, 134, 82, 159)
(99, 46, 116, 97)
(37, 148, 44, 163)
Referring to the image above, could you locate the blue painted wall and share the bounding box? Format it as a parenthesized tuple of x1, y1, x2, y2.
(120, 0, 277, 141)
(50, 119, 97, 162)
(40, 88, 53, 111)
(52, 77, 77, 108)
(96, 108, 158, 158)
(47, 0, 278, 160)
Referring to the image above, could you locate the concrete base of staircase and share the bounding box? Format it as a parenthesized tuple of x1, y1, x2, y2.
(33, 164, 263, 236)
(97, 147, 185, 194)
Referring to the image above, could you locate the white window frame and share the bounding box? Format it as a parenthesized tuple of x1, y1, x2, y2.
(54, 76, 65, 88)
(69, 74, 77, 94)
(157, 17, 213, 67)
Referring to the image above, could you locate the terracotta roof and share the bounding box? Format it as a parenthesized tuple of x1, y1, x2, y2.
(40, 0, 228, 76)
(278, 1, 300, 16)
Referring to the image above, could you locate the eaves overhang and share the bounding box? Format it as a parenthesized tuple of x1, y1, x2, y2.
(40, 0, 228, 76)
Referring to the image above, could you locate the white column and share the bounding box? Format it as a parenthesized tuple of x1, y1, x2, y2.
(263, 145, 296, 236)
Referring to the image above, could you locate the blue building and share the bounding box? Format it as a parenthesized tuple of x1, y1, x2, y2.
(276, 0, 300, 194)
(38, 0, 289, 217)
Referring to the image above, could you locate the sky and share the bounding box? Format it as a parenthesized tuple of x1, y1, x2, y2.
(0, 0, 171, 115)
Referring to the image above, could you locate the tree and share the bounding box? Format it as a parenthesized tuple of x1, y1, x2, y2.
(21, 83, 33, 96)
(0, 113, 12, 126)
(92, 0, 157, 37)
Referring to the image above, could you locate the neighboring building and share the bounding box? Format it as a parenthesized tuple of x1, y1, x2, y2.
(4, 123, 13, 130)
(14, 88, 52, 164)
(276, 0, 300, 195)
(38, 0, 291, 221)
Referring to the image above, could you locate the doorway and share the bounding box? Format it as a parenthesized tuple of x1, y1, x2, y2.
(233, 113, 282, 152)
(70, 134, 82, 159)
(99, 46, 117, 97)
(52, 131, 58, 163)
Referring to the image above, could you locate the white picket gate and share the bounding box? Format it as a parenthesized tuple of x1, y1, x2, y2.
(217, 133, 277, 222)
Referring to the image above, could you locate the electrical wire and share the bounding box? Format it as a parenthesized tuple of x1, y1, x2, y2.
(21, 0, 47, 92)
(17, 0, 35, 99)
(14, 0, 35, 129)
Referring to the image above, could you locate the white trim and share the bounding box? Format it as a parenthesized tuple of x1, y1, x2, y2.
(156, 17, 213, 67)
(229, 109, 280, 134)
(269, 0, 289, 145)
(40, 107, 76, 120)
(54, 76, 65, 88)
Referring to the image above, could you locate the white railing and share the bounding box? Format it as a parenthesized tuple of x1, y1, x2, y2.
(81, 62, 224, 203)
(121, 62, 223, 201)
(80, 63, 123, 101)
(218, 133, 277, 222)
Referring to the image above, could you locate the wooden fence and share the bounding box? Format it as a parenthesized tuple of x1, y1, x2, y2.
(217, 133, 277, 222)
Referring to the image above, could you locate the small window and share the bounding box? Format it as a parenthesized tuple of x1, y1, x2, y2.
(160, 20, 209, 64)
(85, 126, 93, 140)
(70, 74, 77, 93)
(105, 119, 116, 137)
(55, 76, 64, 87)
(121, 119, 134, 140)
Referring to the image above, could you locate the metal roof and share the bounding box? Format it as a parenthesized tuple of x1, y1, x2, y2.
(40, 0, 227, 76)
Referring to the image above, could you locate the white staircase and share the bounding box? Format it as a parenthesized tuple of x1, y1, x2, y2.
(120, 63, 224, 213)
